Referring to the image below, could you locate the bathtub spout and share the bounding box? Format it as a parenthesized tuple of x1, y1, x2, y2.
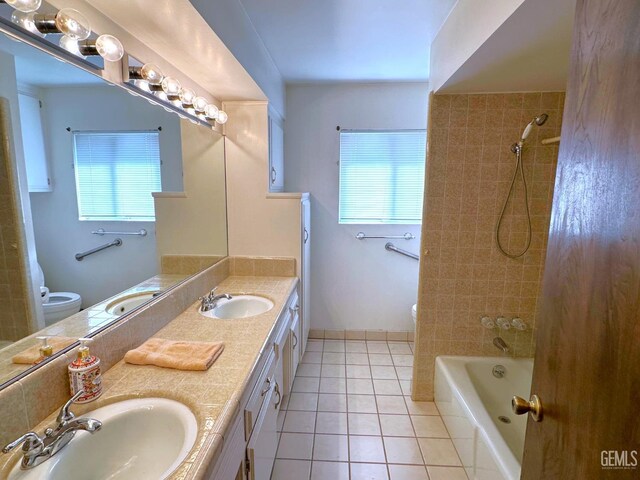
(493, 337, 510, 354)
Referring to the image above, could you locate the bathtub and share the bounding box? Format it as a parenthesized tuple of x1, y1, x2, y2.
(434, 356, 533, 480)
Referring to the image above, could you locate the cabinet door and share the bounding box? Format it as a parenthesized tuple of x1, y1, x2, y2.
(17, 93, 51, 192)
(268, 115, 284, 192)
(246, 383, 278, 480)
(300, 198, 310, 355)
(290, 309, 301, 379)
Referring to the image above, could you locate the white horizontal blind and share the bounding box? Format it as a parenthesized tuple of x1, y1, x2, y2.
(73, 131, 161, 221)
(339, 130, 426, 224)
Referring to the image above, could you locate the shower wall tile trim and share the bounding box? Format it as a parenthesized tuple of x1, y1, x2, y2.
(412, 92, 565, 400)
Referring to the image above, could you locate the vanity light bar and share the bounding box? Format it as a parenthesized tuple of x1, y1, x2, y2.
(1, 0, 228, 126)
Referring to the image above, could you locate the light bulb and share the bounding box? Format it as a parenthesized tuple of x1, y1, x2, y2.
(95, 34, 124, 62)
(6, 0, 42, 13)
(179, 88, 196, 106)
(135, 80, 151, 92)
(11, 11, 43, 37)
(155, 91, 169, 102)
(204, 104, 219, 120)
(216, 111, 228, 124)
(161, 76, 181, 98)
(54, 8, 91, 40)
(140, 63, 163, 85)
(59, 35, 83, 57)
(192, 96, 207, 113)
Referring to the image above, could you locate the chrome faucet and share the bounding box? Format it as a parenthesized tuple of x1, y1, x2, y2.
(493, 337, 510, 354)
(2, 390, 102, 470)
(199, 287, 232, 312)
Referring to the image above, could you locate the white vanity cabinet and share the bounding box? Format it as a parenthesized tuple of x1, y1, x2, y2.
(17, 92, 51, 192)
(268, 111, 284, 193)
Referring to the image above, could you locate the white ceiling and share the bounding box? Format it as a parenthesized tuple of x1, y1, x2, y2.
(236, 0, 458, 83)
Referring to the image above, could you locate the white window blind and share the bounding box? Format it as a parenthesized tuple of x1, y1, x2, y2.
(339, 130, 426, 224)
(73, 131, 161, 222)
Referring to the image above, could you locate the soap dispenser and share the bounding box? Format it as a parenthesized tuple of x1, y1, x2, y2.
(68, 338, 102, 403)
(35, 336, 53, 364)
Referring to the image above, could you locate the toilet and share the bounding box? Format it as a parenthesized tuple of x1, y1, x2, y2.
(37, 264, 82, 325)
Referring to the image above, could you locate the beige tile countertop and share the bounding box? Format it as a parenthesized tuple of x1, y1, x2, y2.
(0, 275, 298, 480)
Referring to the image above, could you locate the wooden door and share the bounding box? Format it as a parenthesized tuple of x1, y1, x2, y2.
(521, 0, 640, 478)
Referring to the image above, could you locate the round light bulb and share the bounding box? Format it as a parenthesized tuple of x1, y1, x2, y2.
(135, 80, 151, 92)
(59, 35, 83, 57)
(6, 0, 42, 13)
(95, 34, 124, 62)
(155, 91, 169, 102)
(11, 11, 43, 37)
(204, 104, 219, 120)
(216, 111, 228, 124)
(179, 88, 196, 106)
(192, 96, 208, 113)
(140, 63, 163, 85)
(55, 8, 91, 40)
(161, 76, 181, 97)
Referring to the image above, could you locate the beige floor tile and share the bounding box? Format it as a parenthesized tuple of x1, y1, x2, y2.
(302, 352, 322, 364)
(367, 341, 390, 353)
(348, 413, 381, 435)
(391, 354, 414, 366)
(277, 409, 287, 432)
(418, 438, 462, 466)
(376, 395, 408, 414)
(347, 378, 375, 395)
(322, 352, 346, 364)
(427, 466, 469, 480)
(346, 364, 372, 378)
(384, 437, 424, 465)
(277, 433, 314, 460)
(369, 354, 394, 366)
(373, 379, 403, 395)
(346, 353, 370, 365)
(371, 365, 398, 379)
(347, 394, 378, 413)
(319, 377, 347, 394)
(379, 414, 415, 437)
(399, 380, 412, 396)
(411, 415, 449, 438)
(388, 343, 413, 355)
(345, 341, 368, 353)
(271, 459, 311, 480)
(395, 367, 413, 381)
(292, 376, 320, 393)
(350, 463, 389, 480)
(349, 435, 386, 463)
(321, 364, 346, 378)
(324, 340, 346, 352)
(288, 393, 319, 411)
(315, 412, 347, 434)
(283, 411, 316, 433)
(311, 461, 349, 480)
(297, 363, 321, 377)
(305, 340, 324, 352)
(313, 434, 349, 461)
(404, 397, 439, 415)
(317, 393, 347, 412)
(388, 464, 429, 480)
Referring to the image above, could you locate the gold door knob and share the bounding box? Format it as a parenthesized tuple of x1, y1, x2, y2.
(512, 394, 543, 422)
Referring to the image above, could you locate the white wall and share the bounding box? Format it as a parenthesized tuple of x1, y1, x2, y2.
(29, 86, 183, 307)
(284, 83, 428, 332)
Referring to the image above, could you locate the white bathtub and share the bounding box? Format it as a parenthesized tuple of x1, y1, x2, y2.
(434, 356, 533, 480)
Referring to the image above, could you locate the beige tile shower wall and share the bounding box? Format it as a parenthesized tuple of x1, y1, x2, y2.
(412, 92, 564, 400)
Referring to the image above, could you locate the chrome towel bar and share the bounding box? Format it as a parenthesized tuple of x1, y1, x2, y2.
(385, 242, 419, 261)
(75, 239, 122, 261)
(356, 232, 415, 240)
(92, 228, 147, 237)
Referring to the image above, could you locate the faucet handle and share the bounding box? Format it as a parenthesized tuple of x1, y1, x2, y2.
(2, 432, 43, 454)
(56, 390, 83, 425)
(207, 287, 218, 299)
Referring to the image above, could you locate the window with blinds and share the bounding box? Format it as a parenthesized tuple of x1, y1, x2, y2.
(339, 130, 426, 224)
(73, 131, 161, 222)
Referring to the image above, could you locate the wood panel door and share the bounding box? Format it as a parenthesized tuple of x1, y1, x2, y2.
(521, 0, 640, 478)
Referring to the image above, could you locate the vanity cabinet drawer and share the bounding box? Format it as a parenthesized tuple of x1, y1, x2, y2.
(244, 349, 277, 440)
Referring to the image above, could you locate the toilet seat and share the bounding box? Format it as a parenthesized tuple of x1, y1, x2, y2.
(36, 263, 82, 325)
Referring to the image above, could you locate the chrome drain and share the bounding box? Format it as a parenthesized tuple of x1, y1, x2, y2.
(498, 416, 511, 424)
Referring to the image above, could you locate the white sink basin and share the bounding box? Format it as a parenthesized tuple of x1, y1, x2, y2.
(9, 398, 197, 480)
(200, 295, 274, 319)
(105, 291, 159, 316)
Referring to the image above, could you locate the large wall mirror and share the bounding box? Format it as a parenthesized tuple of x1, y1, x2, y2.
(0, 25, 228, 385)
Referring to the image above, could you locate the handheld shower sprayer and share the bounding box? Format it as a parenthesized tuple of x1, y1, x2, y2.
(497, 113, 549, 258)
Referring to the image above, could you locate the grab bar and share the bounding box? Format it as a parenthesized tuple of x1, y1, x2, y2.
(385, 242, 419, 261)
(75, 238, 122, 261)
(356, 232, 415, 240)
(92, 228, 147, 237)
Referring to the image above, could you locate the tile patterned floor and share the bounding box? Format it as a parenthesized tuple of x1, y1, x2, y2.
(271, 339, 469, 480)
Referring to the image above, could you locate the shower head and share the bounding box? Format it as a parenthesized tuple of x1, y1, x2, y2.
(520, 113, 549, 143)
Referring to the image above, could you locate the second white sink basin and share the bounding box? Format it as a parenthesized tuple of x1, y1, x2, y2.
(105, 290, 159, 316)
(200, 295, 274, 319)
(9, 398, 197, 480)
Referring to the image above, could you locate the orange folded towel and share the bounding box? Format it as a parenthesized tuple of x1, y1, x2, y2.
(12, 337, 75, 364)
(124, 338, 225, 371)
